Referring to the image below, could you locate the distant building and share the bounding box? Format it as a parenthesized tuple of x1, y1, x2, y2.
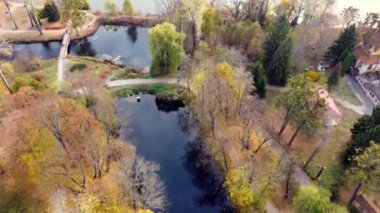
(353, 43, 380, 75)
(317, 61, 330, 72)
(318, 89, 343, 127)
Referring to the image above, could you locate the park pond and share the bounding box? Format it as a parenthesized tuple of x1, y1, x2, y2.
(11, 25, 151, 69)
(117, 94, 232, 213)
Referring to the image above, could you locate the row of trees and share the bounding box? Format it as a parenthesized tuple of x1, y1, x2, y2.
(104, 0, 134, 15)
(0, 70, 167, 211)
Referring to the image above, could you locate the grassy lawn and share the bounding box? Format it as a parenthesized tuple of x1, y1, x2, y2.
(265, 88, 284, 106)
(8, 59, 57, 86)
(69, 56, 141, 80)
(331, 78, 361, 105)
(113, 83, 181, 97)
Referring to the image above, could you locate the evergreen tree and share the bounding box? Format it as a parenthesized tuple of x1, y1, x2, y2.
(262, 14, 290, 71)
(341, 51, 355, 75)
(347, 142, 380, 205)
(344, 105, 380, 167)
(266, 35, 293, 86)
(262, 14, 291, 86)
(39, 1, 60, 23)
(325, 25, 357, 64)
(327, 68, 340, 91)
(251, 62, 267, 98)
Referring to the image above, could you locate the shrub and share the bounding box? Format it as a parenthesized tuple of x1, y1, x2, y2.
(39, 1, 60, 22)
(109, 69, 137, 80)
(70, 63, 87, 72)
(251, 62, 266, 98)
(11, 76, 47, 93)
(11, 77, 30, 93)
(307, 165, 346, 201)
(29, 79, 46, 91)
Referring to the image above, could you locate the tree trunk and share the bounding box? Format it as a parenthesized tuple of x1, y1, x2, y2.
(0, 70, 12, 94)
(349, 182, 362, 206)
(278, 110, 290, 136)
(191, 20, 197, 54)
(27, 0, 42, 35)
(75, 27, 80, 36)
(284, 167, 292, 199)
(221, 139, 229, 172)
(303, 146, 320, 170)
(288, 121, 305, 147)
(3, 0, 18, 29)
(24, 0, 34, 27)
(314, 166, 325, 180)
(106, 155, 111, 173)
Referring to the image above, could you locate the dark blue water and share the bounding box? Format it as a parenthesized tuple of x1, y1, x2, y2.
(116, 95, 231, 213)
(12, 26, 151, 69)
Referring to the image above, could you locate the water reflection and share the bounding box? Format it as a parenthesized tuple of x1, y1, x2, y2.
(70, 38, 97, 56)
(127, 26, 138, 43)
(117, 95, 231, 212)
(12, 26, 151, 68)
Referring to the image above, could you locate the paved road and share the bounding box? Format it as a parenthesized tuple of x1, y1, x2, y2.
(267, 75, 374, 115)
(344, 75, 373, 115)
(106, 78, 187, 88)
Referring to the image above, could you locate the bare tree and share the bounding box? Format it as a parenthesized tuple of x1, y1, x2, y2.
(24, 0, 42, 35)
(2, 0, 18, 29)
(0, 69, 12, 94)
(120, 156, 167, 211)
(222, 0, 246, 22)
(155, 0, 181, 17)
(340, 6, 360, 28)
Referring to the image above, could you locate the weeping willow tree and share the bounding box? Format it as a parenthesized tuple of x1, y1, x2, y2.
(148, 22, 185, 76)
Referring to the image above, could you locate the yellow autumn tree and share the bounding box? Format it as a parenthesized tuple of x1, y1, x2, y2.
(225, 165, 255, 209)
(18, 123, 57, 181)
(0, 62, 14, 95)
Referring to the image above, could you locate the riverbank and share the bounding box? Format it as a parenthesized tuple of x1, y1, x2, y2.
(0, 15, 162, 43)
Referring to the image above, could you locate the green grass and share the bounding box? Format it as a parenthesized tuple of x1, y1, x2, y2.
(114, 83, 180, 97)
(331, 79, 361, 105)
(265, 88, 283, 106)
(9, 60, 58, 87)
(306, 164, 346, 200)
(114, 83, 191, 104)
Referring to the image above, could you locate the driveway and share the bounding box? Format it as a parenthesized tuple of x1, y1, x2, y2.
(343, 75, 373, 115)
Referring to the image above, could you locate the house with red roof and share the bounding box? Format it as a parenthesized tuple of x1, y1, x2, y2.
(353, 43, 380, 75)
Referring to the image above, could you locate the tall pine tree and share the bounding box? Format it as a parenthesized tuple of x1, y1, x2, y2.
(324, 25, 357, 64)
(251, 62, 267, 98)
(266, 35, 293, 86)
(262, 14, 291, 86)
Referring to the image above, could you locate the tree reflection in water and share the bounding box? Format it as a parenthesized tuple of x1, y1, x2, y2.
(70, 38, 97, 56)
(178, 108, 235, 212)
(127, 26, 138, 43)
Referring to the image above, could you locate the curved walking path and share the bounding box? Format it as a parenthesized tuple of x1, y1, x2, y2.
(106, 78, 186, 88)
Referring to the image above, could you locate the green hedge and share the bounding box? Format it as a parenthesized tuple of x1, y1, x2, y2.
(70, 63, 87, 72)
